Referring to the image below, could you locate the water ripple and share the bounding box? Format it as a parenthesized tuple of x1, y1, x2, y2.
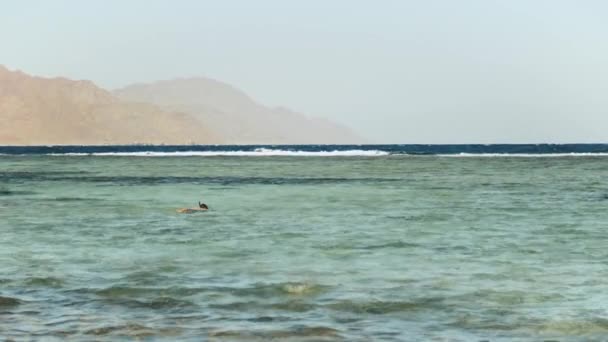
(0, 296, 21, 307)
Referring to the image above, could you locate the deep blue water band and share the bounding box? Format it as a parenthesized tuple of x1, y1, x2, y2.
(1, 144, 608, 155)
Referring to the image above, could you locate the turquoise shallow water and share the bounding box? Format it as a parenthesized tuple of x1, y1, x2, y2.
(1, 155, 607, 341)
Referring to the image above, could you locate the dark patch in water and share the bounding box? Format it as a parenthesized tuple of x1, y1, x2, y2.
(383, 212, 452, 223)
(385, 215, 423, 221)
(93, 286, 197, 310)
(210, 299, 317, 313)
(316, 241, 418, 251)
(208, 301, 259, 311)
(84, 323, 166, 337)
(103, 296, 196, 310)
(24, 277, 64, 288)
(0, 296, 21, 307)
(95, 286, 151, 298)
(595, 193, 608, 201)
(447, 316, 519, 331)
(123, 270, 171, 285)
(0, 171, 88, 181)
(0, 189, 37, 196)
(247, 315, 291, 322)
(327, 298, 442, 314)
(209, 326, 341, 339)
(579, 193, 608, 202)
(77, 285, 204, 299)
(52, 197, 103, 202)
(270, 300, 317, 312)
(0, 172, 400, 186)
(479, 182, 527, 190)
(358, 241, 419, 250)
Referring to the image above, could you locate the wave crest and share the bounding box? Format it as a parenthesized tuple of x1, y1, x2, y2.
(48, 148, 389, 157)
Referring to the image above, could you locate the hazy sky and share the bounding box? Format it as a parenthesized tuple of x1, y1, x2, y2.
(2, 0, 607, 143)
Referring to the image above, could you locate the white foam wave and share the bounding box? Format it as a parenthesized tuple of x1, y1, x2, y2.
(438, 153, 608, 157)
(47, 148, 390, 157)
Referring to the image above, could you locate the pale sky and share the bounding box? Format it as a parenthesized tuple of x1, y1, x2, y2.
(1, 0, 607, 143)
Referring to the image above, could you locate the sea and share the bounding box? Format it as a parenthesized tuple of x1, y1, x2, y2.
(1, 144, 607, 341)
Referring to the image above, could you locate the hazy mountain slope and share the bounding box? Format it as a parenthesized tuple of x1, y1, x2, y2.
(114, 78, 364, 144)
(0, 66, 218, 145)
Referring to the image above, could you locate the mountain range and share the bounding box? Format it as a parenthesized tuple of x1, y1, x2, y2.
(0, 65, 363, 145)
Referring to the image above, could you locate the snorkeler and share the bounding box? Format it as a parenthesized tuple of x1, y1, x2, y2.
(176, 201, 209, 213)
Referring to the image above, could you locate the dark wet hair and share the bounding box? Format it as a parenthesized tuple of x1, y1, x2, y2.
(199, 202, 209, 209)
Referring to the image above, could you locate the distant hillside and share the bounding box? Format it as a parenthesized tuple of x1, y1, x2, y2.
(0, 66, 218, 145)
(114, 78, 364, 144)
(0, 65, 364, 145)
